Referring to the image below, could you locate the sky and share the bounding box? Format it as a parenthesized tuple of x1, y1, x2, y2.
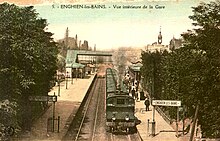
(1, 0, 214, 50)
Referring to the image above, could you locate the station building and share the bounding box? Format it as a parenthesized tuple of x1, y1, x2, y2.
(145, 27, 169, 52)
(128, 61, 143, 84)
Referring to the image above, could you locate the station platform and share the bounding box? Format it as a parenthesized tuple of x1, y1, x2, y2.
(17, 74, 96, 141)
(15, 73, 192, 141)
(135, 100, 190, 141)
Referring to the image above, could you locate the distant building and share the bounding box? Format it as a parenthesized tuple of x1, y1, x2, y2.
(128, 61, 143, 91)
(58, 37, 78, 50)
(58, 27, 93, 51)
(158, 26, 162, 44)
(169, 37, 183, 50)
(58, 28, 79, 50)
(80, 40, 89, 50)
(94, 44, 96, 51)
(145, 43, 169, 52)
(145, 28, 169, 52)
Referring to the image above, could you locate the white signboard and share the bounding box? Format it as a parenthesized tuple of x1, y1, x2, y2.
(152, 100, 181, 107)
(29, 96, 57, 102)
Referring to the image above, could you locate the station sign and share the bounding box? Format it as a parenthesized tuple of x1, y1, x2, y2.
(152, 100, 181, 107)
(29, 96, 57, 102)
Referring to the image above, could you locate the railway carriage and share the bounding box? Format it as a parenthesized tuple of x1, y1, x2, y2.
(105, 68, 137, 133)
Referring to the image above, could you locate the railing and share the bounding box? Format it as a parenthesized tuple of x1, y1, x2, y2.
(155, 106, 173, 124)
(140, 84, 173, 125)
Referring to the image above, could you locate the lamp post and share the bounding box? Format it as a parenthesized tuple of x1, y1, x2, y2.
(52, 92, 56, 132)
(66, 71, 68, 89)
(71, 69, 73, 84)
(151, 55, 156, 137)
(58, 75, 60, 96)
(76, 68, 78, 81)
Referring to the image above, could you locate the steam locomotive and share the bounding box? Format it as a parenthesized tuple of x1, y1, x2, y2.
(105, 68, 137, 133)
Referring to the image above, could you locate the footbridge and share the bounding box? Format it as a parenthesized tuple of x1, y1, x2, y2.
(65, 50, 113, 78)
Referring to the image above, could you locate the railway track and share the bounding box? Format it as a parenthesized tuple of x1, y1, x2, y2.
(74, 77, 104, 141)
(107, 131, 142, 141)
(63, 77, 106, 141)
(63, 73, 142, 141)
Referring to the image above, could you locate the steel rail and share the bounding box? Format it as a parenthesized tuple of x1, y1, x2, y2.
(74, 78, 100, 141)
(91, 79, 104, 141)
(127, 134, 132, 141)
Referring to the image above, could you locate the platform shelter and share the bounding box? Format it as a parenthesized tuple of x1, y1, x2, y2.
(65, 50, 112, 78)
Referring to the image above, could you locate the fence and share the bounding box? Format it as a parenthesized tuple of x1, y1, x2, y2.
(47, 116, 60, 133)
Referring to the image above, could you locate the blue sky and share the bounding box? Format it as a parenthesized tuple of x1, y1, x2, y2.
(31, 0, 213, 50)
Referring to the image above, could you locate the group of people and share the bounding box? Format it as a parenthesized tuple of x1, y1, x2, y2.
(129, 80, 139, 100)
(130, 83, 150, 112)
(124, 73, 150, 111)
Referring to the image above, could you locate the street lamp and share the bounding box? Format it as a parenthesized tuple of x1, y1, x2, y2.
(76, 68, 78, 81)
(151, 56, 156, 137)
(66, 71, 69, 89)
(71, 69, 73, 84)
(57, 75, 60, 96)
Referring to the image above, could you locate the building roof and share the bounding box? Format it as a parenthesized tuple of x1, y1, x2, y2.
(87, 64, 95, 68)
(66, 50, 112, 68)
(72, 63, 85, 68)
(76, 50, 112, 56)
(66, 50, 77, 64)
(129, 62, 143, 72)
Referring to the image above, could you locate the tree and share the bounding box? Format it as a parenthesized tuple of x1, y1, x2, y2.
(181, 1, 220, 137)
(0, 3, 58, 133)
(141, 1, 220, 137)
(141, 50, 167, 100)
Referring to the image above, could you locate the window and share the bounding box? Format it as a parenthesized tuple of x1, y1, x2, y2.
(117, 99, 125, 104)
(107, 98, 114, 104)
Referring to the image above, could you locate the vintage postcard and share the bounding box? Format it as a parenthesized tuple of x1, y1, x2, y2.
(0, 0, 217, 141)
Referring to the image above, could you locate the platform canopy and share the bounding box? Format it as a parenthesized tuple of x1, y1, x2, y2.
(65, 50, 112, 68)
(71, 63, 85, 68)
(129, 62, 143, 72)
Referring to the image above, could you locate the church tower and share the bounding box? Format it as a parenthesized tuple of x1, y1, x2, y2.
(65, 27, 69, 48)
(94, 44, 96, 51)
(75, 34, 78, 49)
(158, 27, 162, 44)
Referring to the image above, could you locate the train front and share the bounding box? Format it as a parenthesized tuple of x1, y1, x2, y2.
(106, 95, 136, 132)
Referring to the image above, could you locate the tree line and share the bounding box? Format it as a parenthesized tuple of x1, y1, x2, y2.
(0, 2, 58, 138)
(141, 1, 220, 138)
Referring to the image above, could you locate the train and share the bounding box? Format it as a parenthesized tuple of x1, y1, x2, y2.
(105, 68, 137, 133)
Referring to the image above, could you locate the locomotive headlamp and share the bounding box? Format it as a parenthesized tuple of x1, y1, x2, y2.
(112, 117, 116, 121)
(112, 114, 116, 121)
(125, 116, 129, 121)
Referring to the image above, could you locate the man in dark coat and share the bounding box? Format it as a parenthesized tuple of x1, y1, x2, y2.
(131, 88, 135, 99)
(144, 98, 150, 111)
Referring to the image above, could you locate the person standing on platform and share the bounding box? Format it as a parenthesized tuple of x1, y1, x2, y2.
(131, 88, 135, 99)
(144, 98, 150, 111)
(137, 91, 140, 101)
(135, 91, 138, 101)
